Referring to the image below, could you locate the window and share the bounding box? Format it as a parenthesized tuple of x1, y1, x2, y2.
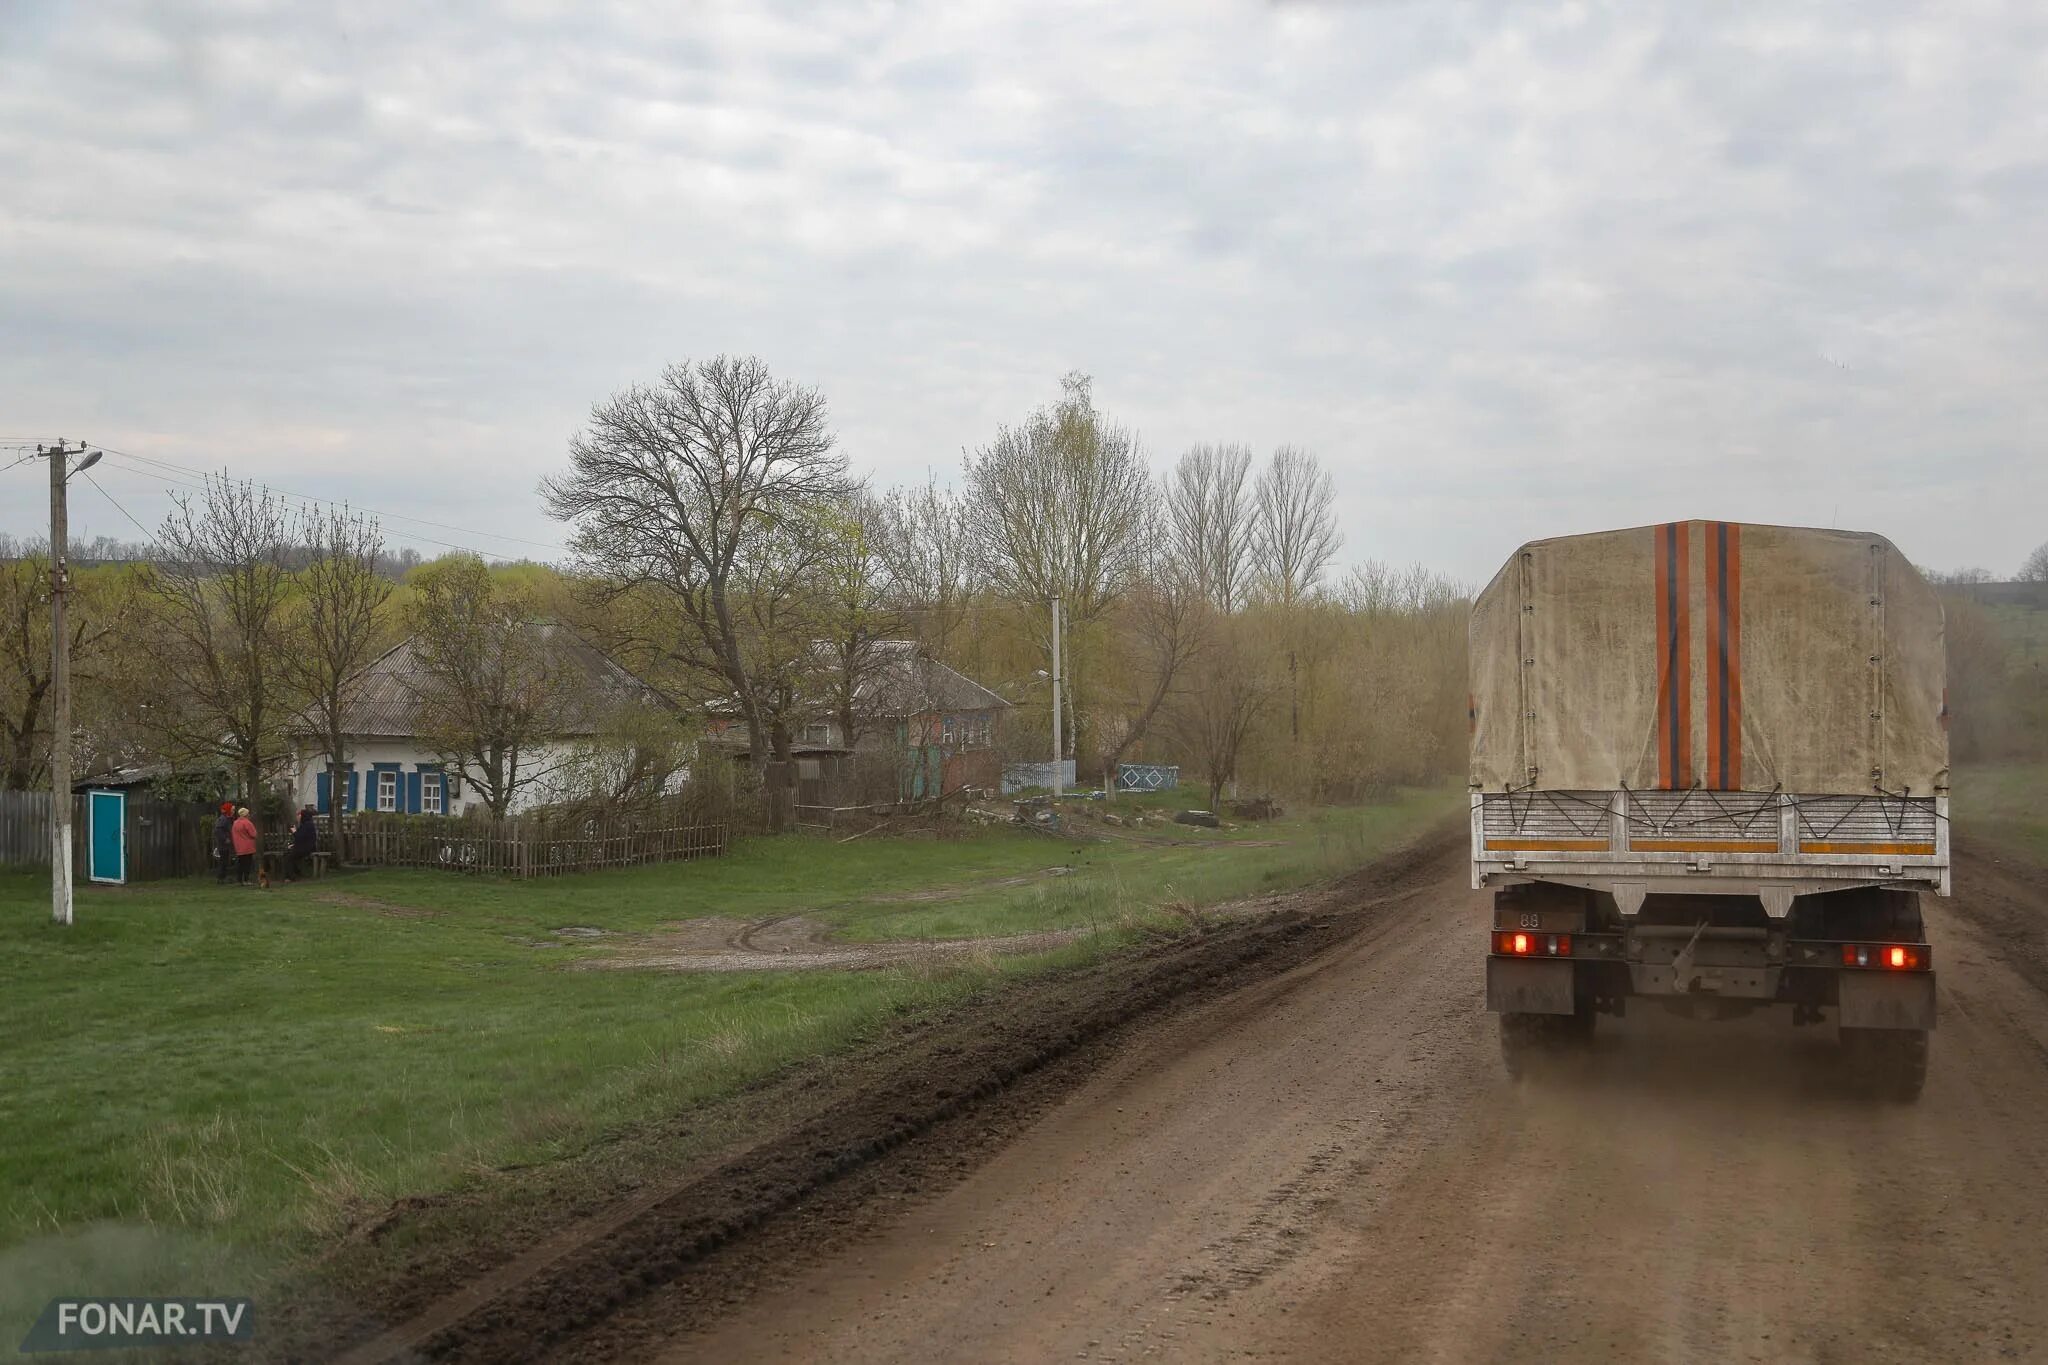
(422, 771, 443, 815)
(803, 722, 832, 745)
(376, 769, 398, 812)
(942, 713, 958, 745)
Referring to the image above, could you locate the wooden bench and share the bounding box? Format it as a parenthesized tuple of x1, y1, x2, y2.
(260, 850, 331, 881)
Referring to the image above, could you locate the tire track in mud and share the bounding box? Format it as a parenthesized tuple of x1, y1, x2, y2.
(315, 827, 1465, 1365)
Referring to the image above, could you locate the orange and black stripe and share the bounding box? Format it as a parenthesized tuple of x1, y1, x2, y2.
(1653, 521, 1691, 789)
(1704, 521, 1743, 790)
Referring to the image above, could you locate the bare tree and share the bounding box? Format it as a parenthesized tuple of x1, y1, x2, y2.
(875, 477, 975, 662)
(283, 507, 391, 861)
(1164, 443, 1256, 610)
(543, 355, 851, 780)
(145, 476, 299, 802)
(405, 556, 575, 818)
(1253, 445, 1341, 606)
(2021, 540, 2048, 583)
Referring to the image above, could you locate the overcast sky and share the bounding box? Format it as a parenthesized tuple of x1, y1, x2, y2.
(3, 0, 2043, 582)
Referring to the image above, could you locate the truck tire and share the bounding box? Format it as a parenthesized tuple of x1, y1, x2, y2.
(1841, 1026, 1928, 1102)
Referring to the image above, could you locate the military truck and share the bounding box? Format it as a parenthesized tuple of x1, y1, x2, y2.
(1470, 521, 1946, 1098)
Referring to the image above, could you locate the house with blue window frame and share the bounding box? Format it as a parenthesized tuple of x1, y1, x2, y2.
(287, 629, 666, 818)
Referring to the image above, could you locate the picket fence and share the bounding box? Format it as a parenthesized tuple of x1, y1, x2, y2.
(326, 805, 728, 878)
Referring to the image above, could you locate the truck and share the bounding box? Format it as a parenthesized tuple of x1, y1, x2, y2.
(1470, 520, 1947, 1099)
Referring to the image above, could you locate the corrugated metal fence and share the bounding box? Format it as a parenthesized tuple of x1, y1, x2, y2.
(0, 790, 213, 882)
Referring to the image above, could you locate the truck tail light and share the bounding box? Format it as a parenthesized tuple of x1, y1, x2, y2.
(1839, 943, 1927, 970)
(1495, 931, 1570, 957)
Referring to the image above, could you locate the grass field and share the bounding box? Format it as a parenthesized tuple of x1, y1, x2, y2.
(0, 785, 1457, 1283)
(1957, 761, 2048, 861)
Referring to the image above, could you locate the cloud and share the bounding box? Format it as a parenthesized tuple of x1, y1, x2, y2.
(1, 0, 2043, 579)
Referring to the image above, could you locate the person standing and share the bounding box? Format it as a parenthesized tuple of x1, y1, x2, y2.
(231, 806, 259, 886)
(213, 802, 236, 884)
(286, 806, 317, 882)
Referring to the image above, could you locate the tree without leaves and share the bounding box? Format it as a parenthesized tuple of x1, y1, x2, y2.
(1253, 445, 1341, 607)
(1164, 443, 1256, 611)
(281, 507, 391, 863)
(2021, 541, 2048, 583)
(874, 477, 976, 663)
(144, 476, 299, 803)
(542, 355, 851, 780)
(405, 556, 577, 818)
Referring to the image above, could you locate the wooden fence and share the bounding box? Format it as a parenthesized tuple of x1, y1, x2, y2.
(321, 805, 728, 878)
(0, 790, 214, 882)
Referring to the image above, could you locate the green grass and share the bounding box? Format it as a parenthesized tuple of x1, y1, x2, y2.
(1955, 762, 2048, 861)
(0, 785, 1457, 1294)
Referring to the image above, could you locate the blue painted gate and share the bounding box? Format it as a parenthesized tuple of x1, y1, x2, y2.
(88, 789, 126, 884)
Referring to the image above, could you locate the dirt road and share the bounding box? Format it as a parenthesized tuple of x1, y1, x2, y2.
(651, 839, 2048, 1363)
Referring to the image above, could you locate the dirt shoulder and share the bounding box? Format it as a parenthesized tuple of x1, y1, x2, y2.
(280, 822, 1463, 1364)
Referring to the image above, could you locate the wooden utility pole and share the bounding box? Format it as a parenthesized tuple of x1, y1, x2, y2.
(40, 440, 96, 925)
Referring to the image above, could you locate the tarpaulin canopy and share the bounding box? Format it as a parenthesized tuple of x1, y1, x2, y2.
(1469, 521, 1947, 795)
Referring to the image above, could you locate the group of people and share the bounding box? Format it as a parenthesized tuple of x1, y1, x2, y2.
(211, 803, 320, 885)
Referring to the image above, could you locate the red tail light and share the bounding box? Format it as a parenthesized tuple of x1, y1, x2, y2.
(1839, 943, 1927, 970)
(1494, 931, 1570, 957)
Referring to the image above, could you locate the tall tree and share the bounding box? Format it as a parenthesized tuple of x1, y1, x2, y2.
(816, 494, 902, 748)
(405, 556, 574, 818)
(1170, 616, 1277, 813)
(543, 355, 851, 779)
(283, 507, 391, 862)
(145, 476, 298, 801)
(1164, 443, 1256, 610)
(1099, 545, 1207, 784)
(1253, 445, 1341, 606)
(2021, 540, 2048, 582)
(963, 372, 1153, 762)
(875, 477, 975, 663)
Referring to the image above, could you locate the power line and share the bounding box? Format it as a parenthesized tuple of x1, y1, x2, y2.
(95, 445, 571, 556)
(80, 469, 157, 544)
(91, 453, 557, 562)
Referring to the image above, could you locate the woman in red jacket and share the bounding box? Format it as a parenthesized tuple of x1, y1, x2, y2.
(231, 806, 259, 886)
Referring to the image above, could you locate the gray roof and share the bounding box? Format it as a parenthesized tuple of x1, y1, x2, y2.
(323, 625, 659, 739)
(858, 641, 1012, 716)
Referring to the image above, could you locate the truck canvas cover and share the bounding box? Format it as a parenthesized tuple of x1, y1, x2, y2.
(1469, 521, 1947, 796)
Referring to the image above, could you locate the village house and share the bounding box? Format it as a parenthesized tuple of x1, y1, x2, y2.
(290, 626, 669, 816)
(702, 641, 1011, 800)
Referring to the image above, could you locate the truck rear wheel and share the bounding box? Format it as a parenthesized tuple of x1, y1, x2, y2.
(1841, 1026, 1928, 1102)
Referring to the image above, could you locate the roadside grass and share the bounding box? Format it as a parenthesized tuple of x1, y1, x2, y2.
(1956, 762, 2048, 862)
(0, 784, 1458, 1297)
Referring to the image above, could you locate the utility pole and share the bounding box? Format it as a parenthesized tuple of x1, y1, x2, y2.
(1049, 595, 1063, 801)
(37, 440, 98, 926)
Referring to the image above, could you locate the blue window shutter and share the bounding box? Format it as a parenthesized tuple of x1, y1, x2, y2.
(346, 769, 359, 812)
(316, 771, 332, 814)
(407, 770, 422, 814)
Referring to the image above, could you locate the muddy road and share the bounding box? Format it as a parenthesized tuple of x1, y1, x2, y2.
(338, 834, 2048, 1363)
(653, 838, 2048, 1364)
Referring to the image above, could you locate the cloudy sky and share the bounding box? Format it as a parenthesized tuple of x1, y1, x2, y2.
(3, 0, 2043, 582)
